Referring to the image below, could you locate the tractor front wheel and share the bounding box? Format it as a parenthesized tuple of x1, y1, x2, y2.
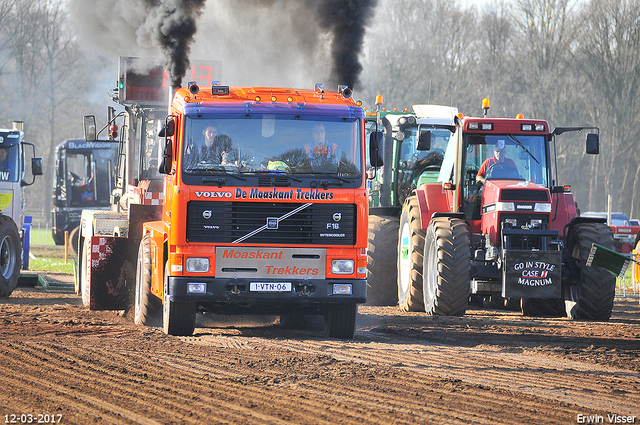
(397, 197, 426, 312)
(422, 217, 470, 316)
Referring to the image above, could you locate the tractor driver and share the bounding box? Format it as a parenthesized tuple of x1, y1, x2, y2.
(476, 139, 516, 184)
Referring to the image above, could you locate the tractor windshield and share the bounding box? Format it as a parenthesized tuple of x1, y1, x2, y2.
(464, 134, 549, 186)
(182, 115, 362, 178)
(397, 127, 450, 188)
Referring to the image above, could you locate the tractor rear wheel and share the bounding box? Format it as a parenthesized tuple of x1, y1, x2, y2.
(565, 223, 616, 320)
(422, 217, 470, 316)
(366, 214, 399, 306)
(134, 234, 161, 326)
(397, 197, 425, 312)
(0, 216, 21, 298)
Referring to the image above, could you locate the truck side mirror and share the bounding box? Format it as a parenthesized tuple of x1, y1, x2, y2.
(369, 131, 384, 168)
(586, 133, 599, 154)
(417, 128, 432, 151)
(158, 119, 175, 137)
(158, 139, 173, 175)
(31, 157, 43, 176)
(84, 115, 97, 142)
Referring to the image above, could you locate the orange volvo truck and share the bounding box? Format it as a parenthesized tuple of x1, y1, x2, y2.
(78, 77, 369, 338)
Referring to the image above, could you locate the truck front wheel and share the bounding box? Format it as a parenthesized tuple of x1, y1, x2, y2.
(422, 217, 470, 316)
(163, 297, 196, 336)
(0, 216, 21, 297)
(397, 197, 425, 312)
(324, 304, 357, 339)
(565, 223, 616, 320)
(134, 234, 161, 326)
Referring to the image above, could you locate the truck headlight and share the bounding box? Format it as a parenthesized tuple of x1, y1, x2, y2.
(186, 257, 209, 273)
(332, 259, 354, 274)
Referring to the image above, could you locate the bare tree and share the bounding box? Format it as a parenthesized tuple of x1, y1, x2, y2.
(577, 0, 640, 214)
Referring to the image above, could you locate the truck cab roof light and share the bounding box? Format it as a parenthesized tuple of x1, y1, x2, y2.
(468, 122, 479, 130)
(522, 123, 533, 131)
(535, 124, 545, 131)
(481, 123, 493, 130)
(516, 114, 524, 119)
(375, 94, 383, 105)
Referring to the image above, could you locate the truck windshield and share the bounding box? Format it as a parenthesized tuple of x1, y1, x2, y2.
(182, 115, 362, 178)
(0, 144, 19, 183)
(464, 134, 549, 186)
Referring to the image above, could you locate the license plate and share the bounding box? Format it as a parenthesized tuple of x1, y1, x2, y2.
(249, 282, 292, 292)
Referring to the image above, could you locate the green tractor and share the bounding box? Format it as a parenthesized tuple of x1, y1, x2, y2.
(366, 97, 458, 305)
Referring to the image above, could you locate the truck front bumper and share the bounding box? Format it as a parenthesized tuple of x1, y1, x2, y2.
(167, 276, 366, 312)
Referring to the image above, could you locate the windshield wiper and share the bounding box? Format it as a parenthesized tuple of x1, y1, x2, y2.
(507, 134, 539, 164)
(295, 172, 355, 188)
(245, 169, 303, 182)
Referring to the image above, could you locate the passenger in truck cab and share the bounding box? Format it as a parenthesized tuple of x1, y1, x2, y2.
(476, 139, 517, 183)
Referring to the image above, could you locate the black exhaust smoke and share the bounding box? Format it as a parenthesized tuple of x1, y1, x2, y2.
(314, 0, 378, 91)
(140, 0, 207, 88)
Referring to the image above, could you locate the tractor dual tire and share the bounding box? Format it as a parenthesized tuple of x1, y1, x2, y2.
(366, 214, 399, 306)
(422, 217, 470, 316)
(397, 197, 426, 312)
(0, 216, 21, 298)
(565, 222, 616, 320)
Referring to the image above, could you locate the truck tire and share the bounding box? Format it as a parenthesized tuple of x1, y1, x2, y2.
(134, 234, 161, 326)
(565, 222, 616, 320)
(0, 216, 21, 297)
(163, 297, 196, 336)
(397, 197, 425, 312)
(324, 304, 357, 339)
(422, 217, 470, 316)
(366, 214, 399, 306)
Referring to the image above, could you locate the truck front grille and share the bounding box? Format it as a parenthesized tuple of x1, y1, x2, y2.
(186, 201, 356, 245)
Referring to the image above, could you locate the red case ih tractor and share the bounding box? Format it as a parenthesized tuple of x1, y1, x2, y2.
(397, 100, 617, 320)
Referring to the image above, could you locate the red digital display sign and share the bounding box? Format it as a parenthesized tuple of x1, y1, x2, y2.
(118, 56, 222, 105)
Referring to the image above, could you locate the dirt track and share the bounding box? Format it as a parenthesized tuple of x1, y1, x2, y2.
(1, 276, 639, 425)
